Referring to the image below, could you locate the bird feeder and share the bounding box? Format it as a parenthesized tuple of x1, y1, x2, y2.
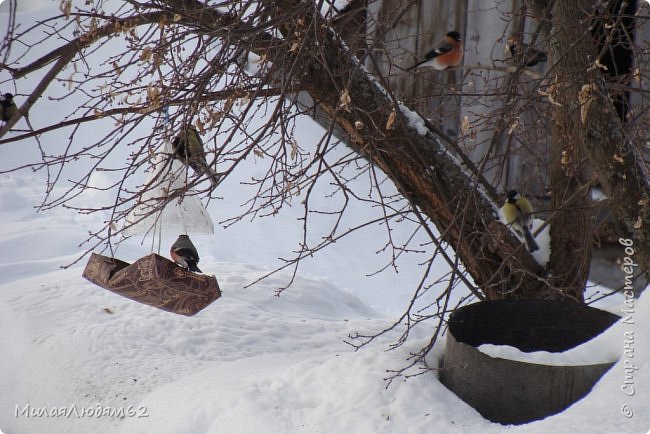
(82, 252, 220, 316)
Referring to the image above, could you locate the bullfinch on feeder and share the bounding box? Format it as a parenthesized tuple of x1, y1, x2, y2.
(170, 234, 202, 273)
(172, 126, 221, 187)
(505, 38, 547, 67)
(407, 31, 463, 71)
(501, 190, 539, 252)
(0, 93, 17, 122)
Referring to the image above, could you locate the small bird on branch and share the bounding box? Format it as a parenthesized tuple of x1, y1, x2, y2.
(0, 93, 17, 122)
(501, 190, 540, 252)
(407, 31, 463, 71)
(172, 126, 221, 187)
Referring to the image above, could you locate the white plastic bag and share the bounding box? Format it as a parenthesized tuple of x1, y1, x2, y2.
(123, 139, 214, 237)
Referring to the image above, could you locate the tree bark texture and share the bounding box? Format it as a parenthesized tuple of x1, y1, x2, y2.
(547, 0, 650, 289)
(546, 0, 595, 302)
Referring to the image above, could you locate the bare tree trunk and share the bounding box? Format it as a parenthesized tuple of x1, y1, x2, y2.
(546, 0, 650, 295)
(546, 0, 595, 302)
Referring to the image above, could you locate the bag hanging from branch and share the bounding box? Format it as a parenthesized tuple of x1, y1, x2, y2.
(123, 139, 214, 238)
(83, 252, 220, 316)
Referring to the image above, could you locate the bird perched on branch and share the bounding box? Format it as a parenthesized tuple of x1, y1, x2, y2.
(407, 31, 463, 71)
(501, 190, 539, 252)
(505, 38, 547, 67)
(170, 234, 202, 273)
(172, 126, 221, 187)
(0, 93, 17, 122)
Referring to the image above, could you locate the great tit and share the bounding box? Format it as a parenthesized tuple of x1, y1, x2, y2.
(172, 126, 221, 188)
(170, 234, 202, 273)
(407, 31, 463, 71)
(0, 93, 17, 122)
(505, 38, 547, 67)
(501, 190, 539, 252)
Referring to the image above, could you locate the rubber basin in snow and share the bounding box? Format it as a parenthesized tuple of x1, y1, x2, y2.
(439, 299, 620, 425)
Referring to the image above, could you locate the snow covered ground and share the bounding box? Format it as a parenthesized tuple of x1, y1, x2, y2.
(1, 170, 649, 434)
(1, 1, 650, 433)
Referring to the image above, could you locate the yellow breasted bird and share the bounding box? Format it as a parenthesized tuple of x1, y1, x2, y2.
(172, 126, 221, 187)
(0, 93, 17, 122)
(501, 190, 539, 252)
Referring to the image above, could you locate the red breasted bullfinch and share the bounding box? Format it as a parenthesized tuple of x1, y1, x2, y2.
(0, 93, 17, 122)
(172, 126, 221, 187)
(407, 31, 463, 71)
(505, 38, 547, 67)
(501, 190, 539, 252)
(170, 234, 202, 273)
